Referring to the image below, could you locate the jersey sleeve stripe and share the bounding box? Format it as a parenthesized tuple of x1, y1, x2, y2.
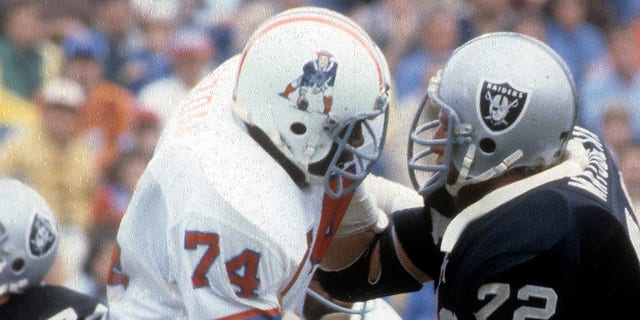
(217, 307, 281, 320)
(280, 231, 313, 297)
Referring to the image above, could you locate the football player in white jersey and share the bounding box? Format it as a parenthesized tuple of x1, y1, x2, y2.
(106, 7, 407, 320)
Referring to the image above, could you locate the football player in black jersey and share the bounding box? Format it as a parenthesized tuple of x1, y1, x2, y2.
(316, 32, 640, 319)
(0, 178, 108, 319)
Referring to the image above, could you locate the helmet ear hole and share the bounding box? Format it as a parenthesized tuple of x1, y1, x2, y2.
(12, 258, 25, 274)
(479, 138, 496, 154)
(290, 122, 307, 135)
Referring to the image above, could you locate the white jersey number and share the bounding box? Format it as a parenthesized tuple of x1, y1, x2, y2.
(475, 283, 557, 320)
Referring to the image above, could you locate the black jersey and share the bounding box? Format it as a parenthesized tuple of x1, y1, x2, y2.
(0, 285, 107, 320)
(434, 127, 640, 319)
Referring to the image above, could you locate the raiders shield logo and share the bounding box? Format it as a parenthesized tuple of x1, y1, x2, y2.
(479, 80, 529, 132)
(29, 214, 56, 257)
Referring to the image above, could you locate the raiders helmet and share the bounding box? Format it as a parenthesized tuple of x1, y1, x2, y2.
(0, 178, 59, 295)
(232, 7, 391, 198)
(408, 32, 577, 196)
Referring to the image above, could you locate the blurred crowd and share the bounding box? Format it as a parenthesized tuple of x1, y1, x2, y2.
(0, 0, 639, 318)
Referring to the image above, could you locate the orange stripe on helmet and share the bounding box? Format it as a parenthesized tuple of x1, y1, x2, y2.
(233, 10, 385, 101)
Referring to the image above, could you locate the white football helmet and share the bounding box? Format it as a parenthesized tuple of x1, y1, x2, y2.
(0, 178, 59, 295)
(409, 32, 577, 196)
(233, 7, 391, 198)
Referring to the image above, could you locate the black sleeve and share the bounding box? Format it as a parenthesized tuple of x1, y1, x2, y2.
(0, 285, 107, 320)
(582, 222, 640, 319)
(392, 206, 446, 279)
(316, 206, 443, 301)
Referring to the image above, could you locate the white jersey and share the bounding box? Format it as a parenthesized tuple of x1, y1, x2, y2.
(107, 56, 355, 319)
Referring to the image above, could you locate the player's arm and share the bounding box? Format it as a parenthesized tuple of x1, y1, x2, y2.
(321, 174, 424, 270)
(317, 176, 448, 302)
(317, 205, 445, 302)
(317, 175, 450, 301)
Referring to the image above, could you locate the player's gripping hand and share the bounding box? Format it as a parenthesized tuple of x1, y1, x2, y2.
(335, 175, 423, 238)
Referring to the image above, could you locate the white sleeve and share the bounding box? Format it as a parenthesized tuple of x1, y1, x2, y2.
(336, 175, 424, 237)
(362, 174, 424, 213)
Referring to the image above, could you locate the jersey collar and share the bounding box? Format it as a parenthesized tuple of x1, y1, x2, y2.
(440, 140, 588, 252)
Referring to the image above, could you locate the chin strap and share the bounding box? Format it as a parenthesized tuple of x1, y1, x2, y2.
(302, 128, 323, 168)
(446, 145, 524, 196)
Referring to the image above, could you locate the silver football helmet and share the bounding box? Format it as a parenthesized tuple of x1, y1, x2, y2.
(409, 32, 577, 196)
(232, 7, 391, 198)
(0, 178, 59, 295)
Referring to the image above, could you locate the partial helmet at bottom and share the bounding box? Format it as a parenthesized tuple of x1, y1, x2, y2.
(0, 178, 58, 295)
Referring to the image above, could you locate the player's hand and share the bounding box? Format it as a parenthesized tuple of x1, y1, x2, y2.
(336, 174, 423, 238)
(335, 181, 387, 238)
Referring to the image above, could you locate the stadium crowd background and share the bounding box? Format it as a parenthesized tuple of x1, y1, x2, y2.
(0, 0, 639, 318)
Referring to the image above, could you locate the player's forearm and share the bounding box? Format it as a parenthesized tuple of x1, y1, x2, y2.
(363, 174, 424, 213)
(324, 175, 423, 269)
(317, 207, 438, 302)
(321, 230, 375, 271)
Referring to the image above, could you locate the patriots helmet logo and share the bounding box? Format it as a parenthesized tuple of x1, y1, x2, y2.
(479, 80, 529, 132)
(279, 50, 338, 114)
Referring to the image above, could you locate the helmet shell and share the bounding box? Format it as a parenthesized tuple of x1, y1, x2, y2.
(233, 7, 390, 173)
(0, 179, 58, 295)
(438, 32, 577, 179)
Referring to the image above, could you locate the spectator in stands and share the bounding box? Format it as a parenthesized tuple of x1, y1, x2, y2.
(91, 108, 159, 230)
(127, 109, 162, 157)
(545, 0, 607, 87)
(91, 148, 149, 228)
(138, 27, 215, 124)
(512, 12, 546, 41)
(632, 14, 640, 69)
(0, 86, 38, 145)
(606, 0, 640, 24)
(120, 3, 176, 94)
(230, 0, 280, 55)
(510, 0, 549, 15)
(373, 4, 460, 186)
(349, 0, 423, 75)
(579, 24, 640, 142)
(67, 225, 119, 303)
(393, 4, 460, 101)
(0, 0, 44, 99)
(93, 0, 140, 86)
(619, 143, 640, 216)
(62, 28, 138, 176)
(459, 0, 515, 43)
(0, 77, 96, 231)
(0, 77, 97, 286)
(601, 102, 635, 160)
(39, 0, 92, 85)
